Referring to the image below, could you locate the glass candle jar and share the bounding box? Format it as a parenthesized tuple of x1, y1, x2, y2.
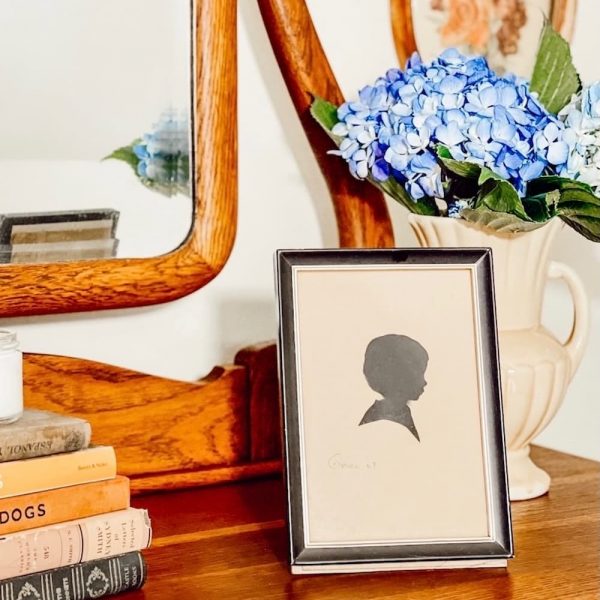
(0, 330, 23, 424)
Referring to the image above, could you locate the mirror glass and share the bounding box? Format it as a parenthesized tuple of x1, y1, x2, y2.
(0, 0, 193, 263)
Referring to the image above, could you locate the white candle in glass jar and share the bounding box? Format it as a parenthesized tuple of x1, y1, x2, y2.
(0, 330, 23, 424)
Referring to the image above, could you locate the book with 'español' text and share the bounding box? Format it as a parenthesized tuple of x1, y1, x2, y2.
(0, 409, 91, 463)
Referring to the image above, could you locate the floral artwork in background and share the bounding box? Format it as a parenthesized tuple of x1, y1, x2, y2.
(311, 23, 600, 242)
(105, 109, 191, 198)
(430, 0, 528, 57)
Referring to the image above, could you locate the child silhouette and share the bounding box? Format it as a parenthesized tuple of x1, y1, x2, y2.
(359, 334, 429, 441)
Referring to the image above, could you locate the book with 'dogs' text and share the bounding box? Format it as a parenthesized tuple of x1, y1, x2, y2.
(0, 552, 146, 600)
(0, 507, 152, 579)
(0, 409, 91, 463)
(0, 445, 116, 499)
(0, 475, 130, 535)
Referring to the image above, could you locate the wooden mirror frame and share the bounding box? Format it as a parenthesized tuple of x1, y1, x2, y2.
(0, 0, 237, 318)
(16, 0, 285, 494)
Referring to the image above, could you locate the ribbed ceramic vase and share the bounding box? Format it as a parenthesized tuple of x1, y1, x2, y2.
(408, 214, 590, 500)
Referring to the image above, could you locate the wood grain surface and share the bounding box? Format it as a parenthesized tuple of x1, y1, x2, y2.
(130, 446, 599, 599)
(0, 0, 237, 317)
(23, 345, 282, 493)
(235, 342, 282, 462)
(258, 0, 394, 249)
(550, 0, 579, 40)
(390, 0, 418, 67)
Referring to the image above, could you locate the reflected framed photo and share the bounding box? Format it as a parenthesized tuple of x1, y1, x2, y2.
(275, 248, 512, 574)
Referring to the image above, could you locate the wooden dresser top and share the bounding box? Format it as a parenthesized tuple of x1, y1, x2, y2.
(131, 446, 599, 599)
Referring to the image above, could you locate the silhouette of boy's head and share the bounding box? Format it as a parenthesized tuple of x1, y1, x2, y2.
(363, 334, 429, 402)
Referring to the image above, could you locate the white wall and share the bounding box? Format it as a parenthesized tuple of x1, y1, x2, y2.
(0, 0, 193, 257)
(0, 0, 190, 159)
(1, 1, 599, 461)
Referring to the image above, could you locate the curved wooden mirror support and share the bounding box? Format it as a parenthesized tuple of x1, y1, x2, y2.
(258, 1, 394, 249)
(0, 0, 236, 318)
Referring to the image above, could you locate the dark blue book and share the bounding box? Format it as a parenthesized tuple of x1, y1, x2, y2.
(0, 552, 146, 599)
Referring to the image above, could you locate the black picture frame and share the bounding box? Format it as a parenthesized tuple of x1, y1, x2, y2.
(275, 248, 513, 573)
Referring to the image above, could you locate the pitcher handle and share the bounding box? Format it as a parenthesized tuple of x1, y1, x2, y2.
(547, 261, 590, 378)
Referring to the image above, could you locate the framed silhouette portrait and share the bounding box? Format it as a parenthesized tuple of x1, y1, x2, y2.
(276, 248, 512, 574)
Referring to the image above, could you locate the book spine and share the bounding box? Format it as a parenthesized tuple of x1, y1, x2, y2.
(0, 446, 116, 499)
(0, 552, 146, 600)
(0, 508, 151, 579)
(0, 476, 130, 535)
(0, 421, 91, 463)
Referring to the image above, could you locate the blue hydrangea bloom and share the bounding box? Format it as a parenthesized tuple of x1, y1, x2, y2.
(133, 109, 190, 196)
(559, 82, 600, 195)
(331, 49, 570, 201)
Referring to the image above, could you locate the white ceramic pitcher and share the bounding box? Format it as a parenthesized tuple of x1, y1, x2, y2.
(408, 214, 590, 500)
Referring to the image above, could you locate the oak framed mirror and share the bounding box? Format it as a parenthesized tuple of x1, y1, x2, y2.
(0, 0, 236, 318)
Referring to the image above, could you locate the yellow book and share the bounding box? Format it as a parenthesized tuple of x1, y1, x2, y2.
(0, 446, 116, 499)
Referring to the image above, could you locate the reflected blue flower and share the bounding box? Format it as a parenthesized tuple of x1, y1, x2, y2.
(130, 109, 190, 197)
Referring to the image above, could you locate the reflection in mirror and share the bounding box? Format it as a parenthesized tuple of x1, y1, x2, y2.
(0, 0, 193, 263)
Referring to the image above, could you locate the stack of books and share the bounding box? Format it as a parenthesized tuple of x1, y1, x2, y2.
(0, 409, 150, 599)
(0, 209, 120, 264)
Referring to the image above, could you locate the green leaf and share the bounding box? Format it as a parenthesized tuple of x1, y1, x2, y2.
(530, 22, 581, 114)
(436, 147, 481, 179)
(476, 178, 530, 221)
(436, 145, 452, 160)
(545, 189, 561, 212)
(522, 195, 551, 222)
(557, 186, 600, 209)
(478, 166, 505, 186)
(374, 176, 438, 216)
(310, 96, 341, 141)
(461, 208, 550, 233)
(527, 176, 594, 196)
(104, 144, 140, 172)
(559, 202, 600, 217)
(560, 216, 600, 242)
(440, 158, 481, 179)
(555, 186, 600, 241)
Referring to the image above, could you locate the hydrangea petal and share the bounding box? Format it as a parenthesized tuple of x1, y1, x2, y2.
(547, 141, 569, 165)
(435, 122, 465, 146)
(439, 75, 466, 94)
